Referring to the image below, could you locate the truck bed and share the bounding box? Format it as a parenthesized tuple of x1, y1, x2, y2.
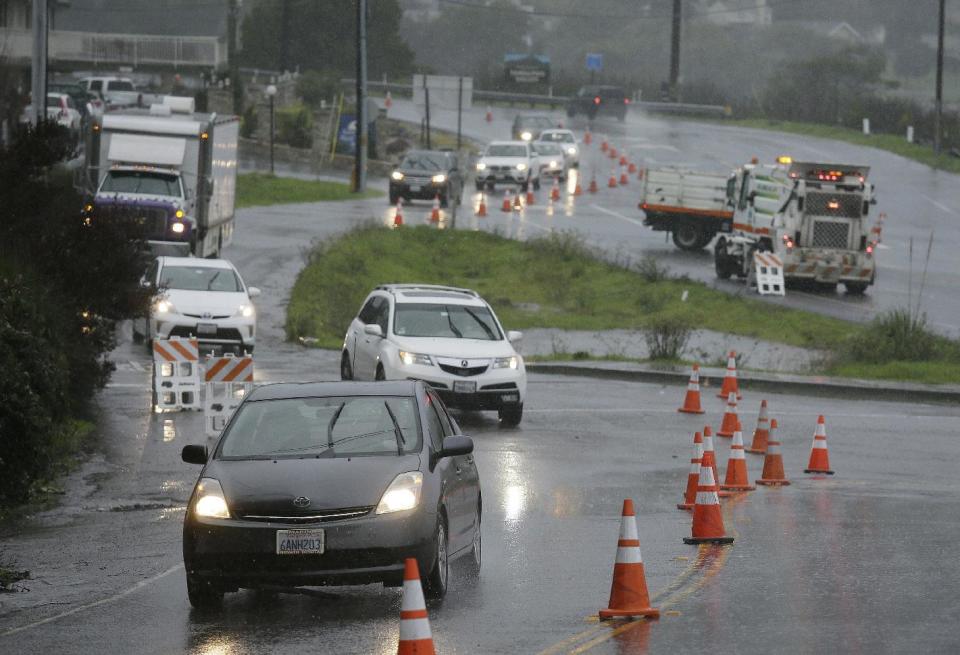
(639, 168, 732, 218)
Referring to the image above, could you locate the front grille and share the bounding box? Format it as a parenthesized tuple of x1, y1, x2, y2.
(169, 326, 243, 342)
(481, 382, 518, 390)
(489, 165, 517, 174)
(806, 192, 862, 218)
(438, 363, 489, 377)
(811, 220, 850, 249)
(404, 175, 432, 185)
(241, 506, 373, 524)
(183, 313, 231, 319)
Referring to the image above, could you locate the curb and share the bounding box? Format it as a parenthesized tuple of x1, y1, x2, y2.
(526, 362, 960, 405)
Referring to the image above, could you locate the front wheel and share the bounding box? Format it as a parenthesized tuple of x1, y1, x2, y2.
(475, 180, 484, 192)
(845, 282, 869, 295)
(672, 223, 705, 251)
(340, 352, 353, 380)
(186, 572, 223, 609)
(424, 517, 449, 600)
(375, 364, 386, 381)
(498, 403, 523, 427)
(532, 177, 540, 191)
(714, 238, 734, 280)
(389, 192, 400, 205)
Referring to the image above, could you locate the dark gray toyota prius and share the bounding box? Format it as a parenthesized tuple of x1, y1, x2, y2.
(181, 380, 481, 608)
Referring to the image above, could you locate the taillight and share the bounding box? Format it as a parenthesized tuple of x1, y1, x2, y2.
(624, 98, 630, 104)
(866, 244, 874, 255)
(593, 96, 601, 105)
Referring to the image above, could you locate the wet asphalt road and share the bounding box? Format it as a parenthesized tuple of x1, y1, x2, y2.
(385, 99, 960, 337)
(3, 104, 960, 654)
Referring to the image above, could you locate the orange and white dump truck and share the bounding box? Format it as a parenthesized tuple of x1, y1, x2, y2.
(640, 159, 878, 294)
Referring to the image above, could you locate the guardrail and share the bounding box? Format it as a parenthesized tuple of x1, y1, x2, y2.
(342, 79, 730, 117)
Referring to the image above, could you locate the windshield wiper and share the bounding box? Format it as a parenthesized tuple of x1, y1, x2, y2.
(462, 306, 496, 339)
(445, 306, 463, 338)
(326, 402, 346, 448)
(206, 271, 222, 291)
(383, 402, 405, 455)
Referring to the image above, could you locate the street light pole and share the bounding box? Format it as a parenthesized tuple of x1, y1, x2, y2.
(354, 0, 368, 193)
(266, 84, 277, 175)
(934, 0, 946, 155)
(30, 0, 48, 126)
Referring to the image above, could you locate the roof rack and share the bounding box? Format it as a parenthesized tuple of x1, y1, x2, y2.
(376, 284, 479, 298)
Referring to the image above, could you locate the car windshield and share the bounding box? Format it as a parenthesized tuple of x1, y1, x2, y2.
(519, 116, 554, 129)
(534, 143, 563, 155)
(159, 265, 242, 292)
(99, 171, 182, 197)
(401, 153, 448, 171)
(107, 80, 135, 92)
(218, 396, 420, 459)
(394, 303, 503, 340)
(540, 132, 574, 143)
(486, 145, 527, 157)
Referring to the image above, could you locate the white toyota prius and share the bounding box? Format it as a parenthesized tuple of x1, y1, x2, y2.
(341, 284, 527, 426)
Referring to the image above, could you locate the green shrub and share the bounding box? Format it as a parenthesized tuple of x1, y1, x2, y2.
(240, 104, 259, 139)
(296, 70, 340, 109)
(839, 309, 950, 364)
(276, 104, 314, 149)
(643, 316, 692, 361)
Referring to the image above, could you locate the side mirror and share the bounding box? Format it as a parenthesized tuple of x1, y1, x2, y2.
(247, 286, 261, 298)
(181, 444, 209, 465)
(363, 323, 384, 338)
(507, 330, 523, 343)
(439, 435, 473, 458)
(139, 277, 152, 289)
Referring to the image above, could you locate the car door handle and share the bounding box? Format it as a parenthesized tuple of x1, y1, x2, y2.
(455, 466, 462, 475)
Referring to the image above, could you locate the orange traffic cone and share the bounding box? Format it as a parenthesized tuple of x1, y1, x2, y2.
(550, 178, 561, 201)
(678, 363, 705, 414)
(746, 400, 770, 454)
(628, 162, 637, 174)
(678, 431, 703, 510)
(756, 418, 790, 486)
(619, 154, 628, 166)
(430, 195, 441, 223)
(384, 91, 393, 110)
(619, 167, 629, 186)
(608, 170, 618, 188)
(804, 415, 835, 475)
(397, 558, 436, 655)
(717, 391, 740, 437)
(717, 350, 742, 399)
(609, 147, 618, 160)
(584, 130, 592, 145)
(476, 193, 487, 217)
(599, 499, 660, 619)
(573, 180, 582, 196)
(485, 105, 493, 122)
(393, 200, 404, 227)
(721, 420, 755, 491)
(526, 188, 536, 205)
(701, 426, 732, 498)
(588, 175, 598, 194)
(501, 189, 512, 212)
(683, 459, 735, 545)
(513, 191, 523, 211)
(600, 139, 608, 152)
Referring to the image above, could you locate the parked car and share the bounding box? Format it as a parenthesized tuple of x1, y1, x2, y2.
(78, 76, 159, 109)
(389, 150, 463, 207)
(474, 140, 540, 192)
(531, 141, 567, 180)
(566, 85, 629, 121)
(180, 379, 481, 607)
(134, 256, 260, 355)
(49, 83, 104, 121)
(536, 129, 580, 167)
(21, 92, 83, 133)
(341, 284, 526, 426)
(511, 114, 556, 141)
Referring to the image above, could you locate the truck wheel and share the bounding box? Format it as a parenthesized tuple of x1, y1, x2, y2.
(714, 238, 734, 280)
(672, 223, 705, 250)
(844, 282, 868, 295)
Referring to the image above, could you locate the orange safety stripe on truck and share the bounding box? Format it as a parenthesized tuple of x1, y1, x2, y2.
(639, 203, 734, 219)
(731, 222, 771, 236)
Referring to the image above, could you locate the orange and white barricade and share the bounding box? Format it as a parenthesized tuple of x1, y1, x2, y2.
(203, 354, 254, 437)
(152, 337, 201, 411)
(753, 252, 785, 296)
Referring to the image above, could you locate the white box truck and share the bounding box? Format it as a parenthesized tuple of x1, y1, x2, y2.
(638, 167, 734, 250)
(83, 97, 239, 258)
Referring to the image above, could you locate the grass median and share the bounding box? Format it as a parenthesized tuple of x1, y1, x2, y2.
(287, 225, 960, 385)
(236, 173, 382, 209)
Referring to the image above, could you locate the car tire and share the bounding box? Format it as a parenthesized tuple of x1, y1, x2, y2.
(463, 499, 481, 575)
(186, 572, 223, 609)
(389, 192, 400, 205)
(672, 223, 705, 251)
(498, 403, 523, 427)
(375, 364, 386, 381)
(532, 177, 540, 191)
(845, 282, 868, 295)
(340, 352, 353, 380)
(424, 516, 449, 600)
(475, 180, 484, 192)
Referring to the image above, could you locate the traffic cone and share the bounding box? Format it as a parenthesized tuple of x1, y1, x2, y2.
(513, 191, 523, 211)
(678, 431, 703, 510)
(721, 420, 755, 491)
(550, 178, 561, 202)
(397, 558, 436, 655)
(608, 170, 618, 188)
(628, 162, 637, 174)
(485, 105, 493, 123)
(746, 400, 770, 454)
(804, 415, 835, 475)
(683, 460, 735, 545)
(717, 391, 740, 438)
(600, 139, 608, 152)
(717, 350, 742, 399)
(599, 499, 660, 619)
(637, 167, 645, 181)
(678, 363, 705, 414)
(701, 426, 732, 498)
(756, 418, 790, 486)
(501, 189, 512, 212)
(573, 180, 582, 196)
(526, 187, 536, 205)
(619, 166, 629, 186)
(584, 130, 592, 145)
(609, 147, 618, 160)
(476, 193, 487, 217)
(384, 91, 393, 110)
(588, 175, 598, 194)
(619, 154, 628, 166)
(429, 195, 441, 223)
(391, 198, 405, 226)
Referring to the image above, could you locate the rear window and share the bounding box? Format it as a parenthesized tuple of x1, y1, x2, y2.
(107, 80, 135, 92)
(218, 396, 420, 459)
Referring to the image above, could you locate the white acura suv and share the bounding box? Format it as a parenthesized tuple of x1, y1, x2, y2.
(341, 284, 526, 426)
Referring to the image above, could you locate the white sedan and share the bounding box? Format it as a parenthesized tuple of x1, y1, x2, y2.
(536, 129, 580, 168)
(134, 256, 260, 355)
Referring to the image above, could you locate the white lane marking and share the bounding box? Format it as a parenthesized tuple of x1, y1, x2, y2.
(523, 407, 958, 419)
(128, 360, 145, 372)
(590, 204, 646, 227)
(923, 196, 956, 215)
(0, 563, 184, 637)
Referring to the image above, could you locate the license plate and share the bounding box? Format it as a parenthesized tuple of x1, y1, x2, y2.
(454, 380, 477, 394)
(409, 184, 421, 192)
(197, 322, 218, 336)
(502, 393, 519, 402)
(276, 529, 325, 555)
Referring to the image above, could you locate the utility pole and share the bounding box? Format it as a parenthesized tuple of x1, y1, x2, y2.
(934, 0, 946, 155)
(30, 0, 48, 126)
(354, 0, 368, 192)
(279, 0, 291, 73)
(227, 0, 241, 114)
(669, 0, 681, 102)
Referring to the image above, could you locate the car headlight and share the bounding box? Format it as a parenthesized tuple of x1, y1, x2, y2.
(194, 478, 231, 519)
(236, 303, 255, 318)
(521, 131, 532, 141)
(476, 162, 487, 171)
(399, 350, 432, 366)
(567, 146, 577, 156)
(391, 171, 404, 181)
(493, 355, 520, 370)
(549, 160, 558, 167)
(155, 299, 176, 315)
(516, 163, 527, 171)
(432, 174, 446, 184)
(376, 471, 423, 514)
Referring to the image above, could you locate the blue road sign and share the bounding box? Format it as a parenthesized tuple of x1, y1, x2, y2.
(586, 53, 603, 72)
